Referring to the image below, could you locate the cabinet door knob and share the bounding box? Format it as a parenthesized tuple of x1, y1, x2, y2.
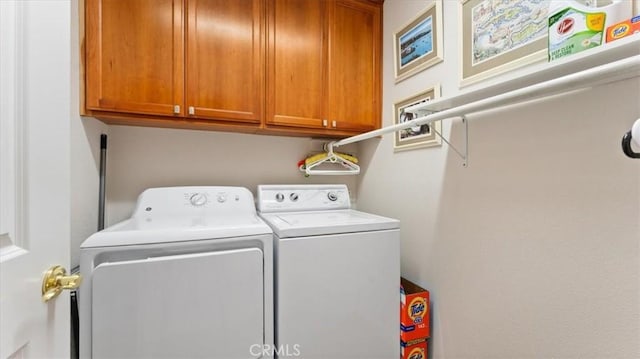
(188, 106, 195, 115)
(332, 120, 337, 128)
(173, 105, 180, 114)
(322, 119, 328, 127)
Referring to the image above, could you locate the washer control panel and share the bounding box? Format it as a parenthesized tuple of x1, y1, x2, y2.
(257, 185, 351, 213)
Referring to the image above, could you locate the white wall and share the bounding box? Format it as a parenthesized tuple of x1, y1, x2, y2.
(358, 1, 640, 358)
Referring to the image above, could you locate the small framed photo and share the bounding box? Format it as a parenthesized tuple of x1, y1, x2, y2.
(393, 0, 443, 83)
(459, 0, 549, 87)
(393, 85, 442, 152)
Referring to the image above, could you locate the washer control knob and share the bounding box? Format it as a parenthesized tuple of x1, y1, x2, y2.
(327, 192, 338, 202)
(217, 194, 227, 203)
(275, 193, 285, 202)
(190, 193, 208, 206)
(289, 193, 299, 202)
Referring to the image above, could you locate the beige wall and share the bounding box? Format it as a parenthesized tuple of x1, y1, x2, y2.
(70, 0, 109, 269)
(69, 6, 356, 268)
(70, 117, 107, 269)
(71, 122, 358, 267)
(69, 2, 640, 357)
(103, 126, 358, 225)
(357, 0, 640, 358)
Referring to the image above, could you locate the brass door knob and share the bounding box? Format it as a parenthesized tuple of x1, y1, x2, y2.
(41, 265, 82, 303)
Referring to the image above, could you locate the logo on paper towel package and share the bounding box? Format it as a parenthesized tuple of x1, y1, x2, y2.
(408, 297, 427, 323)
(557, 17, 575, 35)
(408, 347, 425, 359)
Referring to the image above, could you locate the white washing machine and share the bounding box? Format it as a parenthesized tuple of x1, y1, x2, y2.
(80, 186, 273, 359)
(257, 184, 400, 359)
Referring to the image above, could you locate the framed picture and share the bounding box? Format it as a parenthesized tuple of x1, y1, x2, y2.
(459, 0, 549, 87)
(393, 85, 442, 152)
(393, 0, 443, 83)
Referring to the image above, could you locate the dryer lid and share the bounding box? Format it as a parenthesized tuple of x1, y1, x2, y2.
(81, 186, 272, 248)
(81, 215, 272, 248)
(259, 209, 399, 238)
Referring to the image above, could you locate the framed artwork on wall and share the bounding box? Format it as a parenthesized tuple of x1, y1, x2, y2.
(393, 85, 442, 152)
(459, 0, 549, 87)
(393, 0, 443, 83)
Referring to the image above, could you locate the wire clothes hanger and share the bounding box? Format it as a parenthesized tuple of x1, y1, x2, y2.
(299, 142, 360, 176)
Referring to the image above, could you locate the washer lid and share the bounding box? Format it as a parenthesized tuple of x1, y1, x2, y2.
(81, 214, 272, 248)
(259, 209, 399, 238)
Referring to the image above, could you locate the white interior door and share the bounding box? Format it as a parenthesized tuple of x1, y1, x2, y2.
(0, 1, 72, 358)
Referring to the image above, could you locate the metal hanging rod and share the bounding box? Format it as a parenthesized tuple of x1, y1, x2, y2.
(329, 54, 640, 149)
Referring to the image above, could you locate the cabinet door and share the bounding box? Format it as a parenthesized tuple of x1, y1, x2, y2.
(266, 0, 327, 129)
(327, 0, 381, 132)
(85, 0, 184, 116)
(186, 0, 263, 124)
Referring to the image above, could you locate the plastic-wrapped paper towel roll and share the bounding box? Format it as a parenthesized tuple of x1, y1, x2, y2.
(632, 119, 640, 147)
(548, 0, 632, 61)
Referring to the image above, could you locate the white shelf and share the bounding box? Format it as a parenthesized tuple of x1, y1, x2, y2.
(330, 36, 640, 149)
(406, 35, 640, 115)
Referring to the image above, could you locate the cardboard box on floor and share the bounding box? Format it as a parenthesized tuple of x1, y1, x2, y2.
(401, 337, 428, 359)
(400, 277, 430, 342)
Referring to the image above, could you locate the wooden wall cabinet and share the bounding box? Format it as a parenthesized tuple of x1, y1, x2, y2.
(186, 0, 263, 124)
(85, 0, 263, 126)
(265, 0, 381, 136)
(85, 0, 185, 117)
(84, 0, 381, 137)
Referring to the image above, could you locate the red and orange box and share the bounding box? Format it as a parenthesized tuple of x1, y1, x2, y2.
(606, 15, 640, 43)
(400, 277, 430, 342)
(401, 338, 428, 359)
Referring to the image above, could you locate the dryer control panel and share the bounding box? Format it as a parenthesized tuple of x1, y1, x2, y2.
(131, 186, 257, 218)
(257, 184, 351, 213)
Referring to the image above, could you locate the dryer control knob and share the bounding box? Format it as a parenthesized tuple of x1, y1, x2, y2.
(289, 193, 299, 202)
(217, 194, 227, 203)
(327, 192, 338, 202)
(275, 193, 285, 202)
(190, 193, 208, 206)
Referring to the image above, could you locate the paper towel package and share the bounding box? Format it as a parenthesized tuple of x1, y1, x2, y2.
(548, 0, 632, 61)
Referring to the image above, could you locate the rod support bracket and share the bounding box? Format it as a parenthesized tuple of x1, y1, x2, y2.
(432, 115, 469, 167)
(323, 141, 336, 154)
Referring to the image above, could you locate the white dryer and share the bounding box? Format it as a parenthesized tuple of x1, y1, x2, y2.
(80, 186, 273, 359)
(257, 184, 400, 359)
